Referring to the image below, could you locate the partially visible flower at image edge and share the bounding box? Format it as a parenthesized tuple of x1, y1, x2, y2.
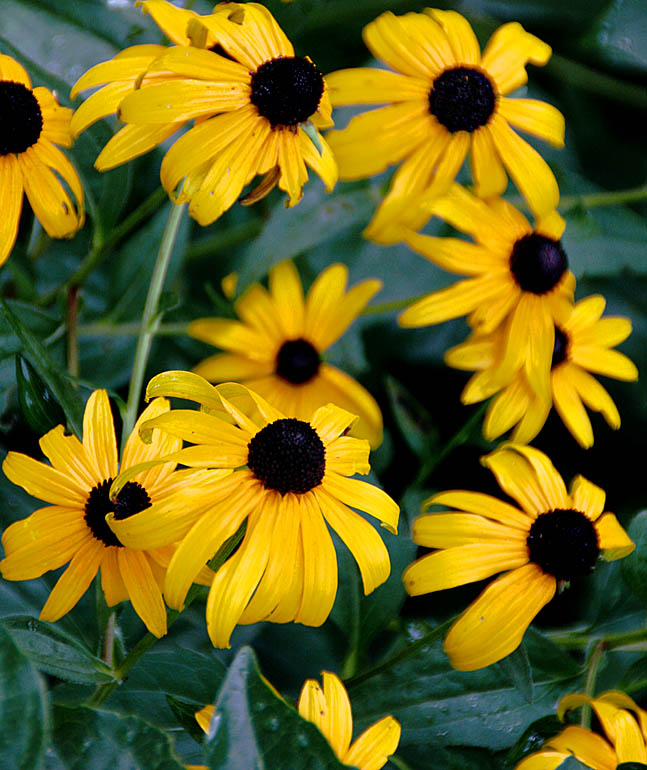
(403, 443, 634, 671)
(188, 259, 384, 447)
(0, 391, 228, 637)
(75, 1, 337, 224)
(190, 671, 401, 770)
(325, 8, 563, 243)
(515, 690, 647, 769)
(108, 375, 399, 648)
(446, 294, 639, 448)
(0, 53, 84, 265)
(399, 183, 575, 407)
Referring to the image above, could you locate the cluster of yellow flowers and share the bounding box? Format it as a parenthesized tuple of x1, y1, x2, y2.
(0, 2, 642, 767)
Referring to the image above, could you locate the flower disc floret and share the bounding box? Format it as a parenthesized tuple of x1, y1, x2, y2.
(276, 338, 321, 384)
(428, 67, 495, 133)
(526, 509, 599, 581)
(251, 56, 324, 128)
(0, 80, 43, 154)
(84, 478, 152, 547)
(247, 417, 326, 494)
(510, 233, 568, 294)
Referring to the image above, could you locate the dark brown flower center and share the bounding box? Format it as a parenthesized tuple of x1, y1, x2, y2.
(0, 80, 43, 155)
(551, 327, 569, 368)
(510, 234, 568, 294)
(428, 67, 495, 133)
(247, 418, 325, 495)
(84, 478, 152, 548)
(250, 56, 324, 128)
(275, 338, 320, 384)
(526, 509, 599, 581)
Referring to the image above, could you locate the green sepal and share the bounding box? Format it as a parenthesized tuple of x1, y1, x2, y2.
(15, 355, 66, 434)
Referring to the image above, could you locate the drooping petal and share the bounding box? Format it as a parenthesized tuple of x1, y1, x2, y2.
(413, 512, 527, 548)
(344, 716, 401, 770)
(321, 473, 398, 534)
(470, 125, 508, 199)
(595, 514, 635, 561)
(481, 22, 551, 95)
(101, 547, 129, 606)
(96, 122, 182, 172)
(426, 490, 530, 530)
(498, 97, 564, 147)
(547, 726, 616, 770)
(118, 549, 167, 638)
(0, 154, 23, 266)
(443, 563, 556, 671)
(552, 364, 594, 449)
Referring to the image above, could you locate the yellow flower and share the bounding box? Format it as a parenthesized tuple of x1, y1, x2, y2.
(325, 9, 563, 243)
(191, 671, 400, 770)
(76, 2, 337, 223)
(70, 0, 230, 169)
(399, 184, 575, 406)
(188, 260, 383, 447)
(0, 391, 227, 637)
(0, 54, 84, 265)
(516, 691, 647, 769)
(108, 375, 399, 648)
(403, 444, 633, 671)
(446, 294, 639, 448)
(298, 672, 401, 770)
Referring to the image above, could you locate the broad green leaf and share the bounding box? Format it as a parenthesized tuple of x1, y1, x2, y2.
(385, 375, 440, 457)
(0, 626, 48, 770)
(52, 705, 186, 770)
(204, 646, 347, 770)
(0, 299, 84, 437)
(0, 300, 59, 360)
(496, 644, 534, 704)
(505, 714, 564, 768)
(556, 758, 596, 770)
(621, 510, 647, 607)
(524, 628, 583, 680)
(579, 0, 647, 72)
(1, 616, 114, 685)
(15, 355, 66, 434)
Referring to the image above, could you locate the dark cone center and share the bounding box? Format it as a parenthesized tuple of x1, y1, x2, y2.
(247, 418, 325, 494)
(551, 327, 569, 369)
(84, 478, 152, 548)
(0, 80, 43, 155)
(510, 233, 568, 294)
(275, 338, 320, 384)
(526, 508, 599, 581)
(250, 56, 324, 128)
(428, 67, 495, 133)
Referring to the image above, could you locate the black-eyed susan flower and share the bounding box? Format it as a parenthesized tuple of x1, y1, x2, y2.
(79, 2, 337, 223)
(516, 691, 647, 769)
(403, 444, 633, 671)
(325, 9, 563, 243)
(399, 183, 575, 406)
(0, 54, 84, 265)
(0, 391, 227, 637)
(108, 375, 399, 648)
(298, 672, 401, 769)
(446, 295, 639, 448)
(188, 260, 383, 447)
(70, 0, 240, 170)
(190, 671, 400, 770)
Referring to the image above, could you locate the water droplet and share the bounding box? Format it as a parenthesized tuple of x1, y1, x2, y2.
(296, 732, 309, 748)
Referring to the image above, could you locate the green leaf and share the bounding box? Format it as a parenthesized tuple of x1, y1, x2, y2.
(0, 300, 59, 360)
(620, 510, 647, 606)
(617, 764, 647, 770)
(580, 0, 647, 72)
(496, 644, 534, 704)
(385, 375, 440, 457)
(1, 616, 114, 685)
(204, 646, 347, 770)
(52, 705, 186, 769)
(0, 299, 83, 437)
(0, 626, 48, 770)
(504, 715, 564, 768)
(15, 355, 66, 434)
(556, 758, 596, 770)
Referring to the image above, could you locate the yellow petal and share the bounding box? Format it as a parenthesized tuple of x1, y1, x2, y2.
(481, 22, 551, 95)
(426, 490, 530, 530)
(613, 710, 647, 764)
(499, 97, 564, 148)
(552, 364, 594, 449)
(444, 563, 555, 670)
(470, 125, 508, 199)
(403, 543, 528, 595)
(570, 366, 621, 430)
(403, 232, 499, 275)
(548, 725, 616, 770)
(0, 53, 31, 86)
(39, 424, 100, 490)
(321, 473, 398, 534)
(70, 46, 165, 97)
(310, 403, 359, 445)
(146, 370, 225, 411)
(299, 128, 338, 193)
(82, 390, 118, 481)
(513, 752, 572, 770)
(137, 0, 198, 45)
(325, 67, 428, 106)
(39, 538, 105, 621)
(343, 716, 401, 770)
(193, 353, 272, 382)
(121, 398, 180, 490)
(268, 260, 305, 339)
(139, 409, 248, 451)
(570, 474, 605, 520)
(577, 317, 632, 348)
(2, 451, 86, 507)
(325, 436, 370, 478)
(0, 154, 23, 266)
(316, 487, 390, 595)
(571, 346, 639, 382)
(596, 513, 635, 561)
(322, 672, 353, 758)
(488, 115, 559, 217)
(413, 512, 526, 548)
(118, 550, 167, 637)
(483, 378, 531, 441)
(101, 548, 129, 606)
(298, 679, 327, 732)
(96, 122, 182, 172)
(427, 9, 480, 66)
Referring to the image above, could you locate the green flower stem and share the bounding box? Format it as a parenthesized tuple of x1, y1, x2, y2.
(39, 186, 167, 307)
(559, 184, 647, 212)
(87, 584, 205, 708)
(345, 618, 454, 689)
(390, 756, 415, 770)
(121, 202, 186, 445)
(102, 611, 116, 668)
(581, 641, 606, 729)
(550, 626, 647, 650)
(76, 321, 188, 338)
(66, 286, 79, 380)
